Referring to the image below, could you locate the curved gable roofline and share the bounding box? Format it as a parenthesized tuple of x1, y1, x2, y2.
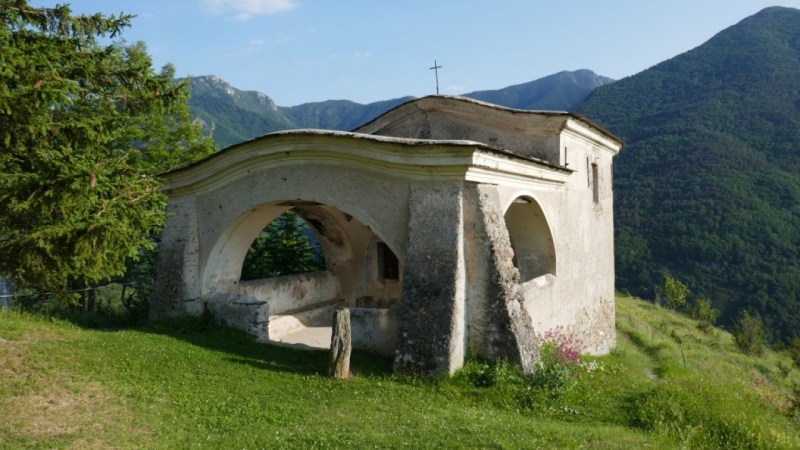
(161, 129, 486, 177)
(159, 129, 573, 191)
(354, 95, 624, 149)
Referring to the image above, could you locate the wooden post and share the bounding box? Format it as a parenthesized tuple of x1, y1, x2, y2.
(329, 307, 352, 379)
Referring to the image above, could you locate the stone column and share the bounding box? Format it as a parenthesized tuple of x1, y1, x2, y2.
(393, 183, 466, 376)
(463, 183, 539, 375)
(149, 196, 203, 320)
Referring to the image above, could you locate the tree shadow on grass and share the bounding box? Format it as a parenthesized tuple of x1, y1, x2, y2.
(42, 309, 394, 377)
(224, 350, 393, 378)
(158, 324, 394, 377)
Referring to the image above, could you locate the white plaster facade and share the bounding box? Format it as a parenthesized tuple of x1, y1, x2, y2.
(151, 96, 622, 376)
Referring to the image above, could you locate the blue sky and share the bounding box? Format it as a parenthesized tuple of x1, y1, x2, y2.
(35, 0, 800, 106)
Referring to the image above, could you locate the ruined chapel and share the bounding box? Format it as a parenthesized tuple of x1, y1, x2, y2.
(150, 95, 622, 376)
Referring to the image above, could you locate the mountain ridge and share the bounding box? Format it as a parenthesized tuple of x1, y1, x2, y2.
(186, 69, 614, 148)
(463, 69, 613, 111)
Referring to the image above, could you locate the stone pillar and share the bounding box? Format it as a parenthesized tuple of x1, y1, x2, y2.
(463, 183, 539, 375)
(329, 307, 352, 379)
(394, 183, 466, 376)
(150, 196, 203, 320)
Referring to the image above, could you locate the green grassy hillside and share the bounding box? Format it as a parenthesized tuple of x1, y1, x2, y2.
(1, 295, 799, 448)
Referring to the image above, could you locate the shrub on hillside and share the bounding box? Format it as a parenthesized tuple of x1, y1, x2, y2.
(692, 298, 720, 333)
(733, 311, 768, 356)
(663, 276, 689, 311)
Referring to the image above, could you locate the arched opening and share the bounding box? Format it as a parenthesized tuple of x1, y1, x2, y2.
(207, 201, 402, 353)
(240, 211, 325, 281)
(504, 196, 556, 283)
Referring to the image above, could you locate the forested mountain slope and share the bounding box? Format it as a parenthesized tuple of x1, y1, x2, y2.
(577, 6, 800, 342)
(187, 76, 295, 149)
(281, 97, 414, 131)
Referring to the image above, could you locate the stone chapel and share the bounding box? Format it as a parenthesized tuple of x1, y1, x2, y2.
(150, 95, 622, 376)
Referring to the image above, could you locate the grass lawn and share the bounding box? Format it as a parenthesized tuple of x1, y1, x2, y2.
(1, 294, 799, 449)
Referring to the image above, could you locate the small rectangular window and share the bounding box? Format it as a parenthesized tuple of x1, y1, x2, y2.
(592, 163, 599, 204)
(377, 242, 399, 281)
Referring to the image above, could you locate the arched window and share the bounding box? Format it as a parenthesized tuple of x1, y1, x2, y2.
(504, 196, 556, 282)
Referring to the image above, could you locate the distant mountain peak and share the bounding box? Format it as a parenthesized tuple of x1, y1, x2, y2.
(192, 74, 232, 90)
(189, 75, 278, 110)
(462, 69, 614, 111)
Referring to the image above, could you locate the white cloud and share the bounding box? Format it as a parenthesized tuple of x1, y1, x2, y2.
(204, 0, 298, 20)
(353, 51, 373, 59)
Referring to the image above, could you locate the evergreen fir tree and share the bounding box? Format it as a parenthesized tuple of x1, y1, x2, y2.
(241, 212, 325, 280)
(0, 1, 215, 297)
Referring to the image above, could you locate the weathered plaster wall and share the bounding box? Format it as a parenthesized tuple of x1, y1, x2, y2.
(355, 237, 403, 308)
(150, 196, 203, 318)
(350, 306, 398, 357)
(153, 159, 414, 319)
(240, 271, 337, 315)
(196, 163, 410, 298)
(357, 96, 619, 356)
(205, 293, 269, 341)
(355, 96, 569, 165)
(495, 126, 617, 355)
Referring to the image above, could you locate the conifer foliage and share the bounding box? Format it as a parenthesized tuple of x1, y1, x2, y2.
(241, 212, 325, 280)
(0, 1, 214, 296)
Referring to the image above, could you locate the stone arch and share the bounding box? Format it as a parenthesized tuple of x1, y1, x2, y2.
(202, 202, 290, 294)
(502, 194, 557, 282)
(203, 199, 399, 300)
(195, 162, 409, 299)
(203, 198, 404, 349)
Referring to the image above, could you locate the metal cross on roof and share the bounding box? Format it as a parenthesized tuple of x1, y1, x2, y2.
(429, 60, 442, 95)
